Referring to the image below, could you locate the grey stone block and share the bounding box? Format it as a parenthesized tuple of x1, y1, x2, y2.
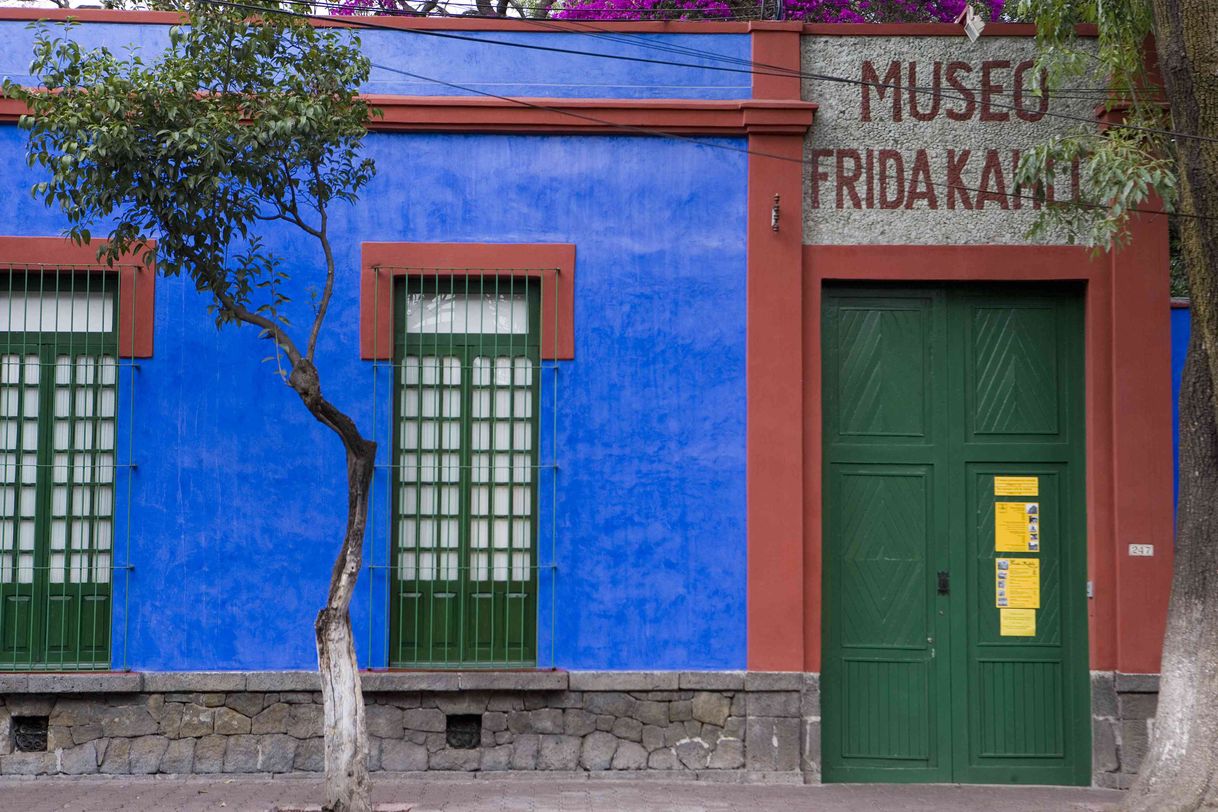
(196, 693, 228, 708)
(511, 734, 539, 769)
(583, 692, 635, 718)
(648, 747, 677, 770)
(745, 673, 804, 692)
(51, 699, 101, 728)
(747, 692, 800, 718)
(72, 723, 103, 745)
(1092, 719, 1119, 773)
(457, 671, 568, 691)
(6, 697, 55, 716)
(251, 703, 289, 735)
(669, 700, 693, 722)
(365, 705, 404, 738)
(676, 739, 712, 770)
(487, 695, 524, 712)
(612, 717, 643, 742)
(1094, 771, 1136, 790)
(59, 741, 100, 775)
(157, 703, 184, 738)
(531, 708, 564, 734)
(434, 692, 490, 715)
(287, 704, 323, 739)
(581, 731, 619, 770)
(692, 693, 731, 727)
(99, 738, 131, 774)
(801, 718, 821, 777)
(293, 738, 324, 772)
(612, 741, 648, 770)
(596, 715, 615, 732)
(129, 736, 169, 775)
(0, 675, 29, 692)
(642, 725, 665, 752)
(380, 739, 428, 771)
(679, 672, 746, 691)
(484, 712, 508, 733)
(569, 672, 680, 692)
(213, 707, 252, 735)
(26, 673, 142, 694)
(1115, 673, 1160, 694)
(538, 734, 581, 770)
(257, 734, 297, 773)
(481, 745, 514, 771)
(1119, 692, 1159, 721)
(431, 748, 480, 771)
(160, 738, 195, 774)
(633, 701, 669, 727)
(746, 717, 800, 772)
(801, 676, 820, 718)
(2, 752, 56, 775)
(1091, 672, 1118, 718)
(245, 672, 320, 692)
(224, 735, 260, 773)
(403, 708, 446, 734)
(193, 736, 227, 774)
(709, 739, 745, 770)
(563, 709, 596, 736)
(101, 706, 158, 738)
(279, 692, 318, 704)
(142, 672, 246, 693)
(179, 705, 215, 737)
(362, 672, 459, 692)
(224, 693, 266, 719)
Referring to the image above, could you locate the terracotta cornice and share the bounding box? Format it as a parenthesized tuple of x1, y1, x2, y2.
(1, 94, 815, 136)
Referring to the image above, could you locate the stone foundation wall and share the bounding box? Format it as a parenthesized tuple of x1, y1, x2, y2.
(1092, 671, 1160, 789)
(0, 671, 820, 781)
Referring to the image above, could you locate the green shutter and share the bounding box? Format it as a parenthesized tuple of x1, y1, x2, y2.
(0, 272, 116, 671)
(390, 276, 540, 668)
(822, 284, 1089, 785)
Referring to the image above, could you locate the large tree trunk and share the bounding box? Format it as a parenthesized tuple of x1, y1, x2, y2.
(289, 359, 376, 812)
(1125, 2, 1218, 809)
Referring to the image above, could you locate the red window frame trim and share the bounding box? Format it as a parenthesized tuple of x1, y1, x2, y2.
(0, 236, 155, 358)
(360, 242, 575, 362)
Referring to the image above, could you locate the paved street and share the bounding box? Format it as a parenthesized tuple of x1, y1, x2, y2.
(0, 776, 1122, 811)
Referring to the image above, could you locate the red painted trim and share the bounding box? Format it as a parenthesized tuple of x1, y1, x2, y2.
(800, 22, 1098, 37)
(360, 243, 575, 361)
(1171, 298, 1190, 309)
(365, 96, 815, 135)
(0, 8, 751, 31)
(2, 95, 814, 136)
(801, 243, 1174, 674)
(1108, 206, 1173, 674)
(746, 26, 806, 672)
(0, 237, 154, 358)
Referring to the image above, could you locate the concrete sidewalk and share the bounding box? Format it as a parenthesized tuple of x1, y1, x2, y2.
(0, 775, 1122, 811)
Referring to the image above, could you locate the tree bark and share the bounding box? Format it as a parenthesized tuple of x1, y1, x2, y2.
(1125, 2, 1218, 809)
(289, 359, 376, 812)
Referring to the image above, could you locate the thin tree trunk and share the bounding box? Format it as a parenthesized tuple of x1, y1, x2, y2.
(289, 359, 376, 812)
(1126, 2, 1218, 809)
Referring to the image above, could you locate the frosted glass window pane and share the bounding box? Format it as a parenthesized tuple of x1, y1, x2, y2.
(472, 423, 491, 451)
(99, 389, 116, 418)
(53, 421, 68, 449)
(17, 553, 32, 583)
(97, 454, 114, 484)
(513, 486, 531, 515)
(471, 519, 488, 549)
(398, 551, 417, 581)
(18, 521, 34, 551)
(492, 519, 510, 549)
(400, 487, 418, 515)
(23, 389, 39, 417)
(493, 551, 509, 582)
(95, 521, 112, 551)
(402, 357, 420, 386)
(472, 552, 489, 581)
(0, 390, 15, 418)
(74, 390, 94, 417)
(440, 454, 461, 483)
(439, 552, 458, 581)
(0, 487, 12, 515)
(493, 486, 510, 516)
(50, 552, 65, 584)
(472, 358, 491, 386)
(514, 390, 531, 418)
(471, 453, 491, 483)
(405, 293, 528, 335)
(0, 557, 11, 583)
(417, 519, 436, 549)
(21, 421, 38, 449)
(0, 522, 12, 551)
(99, 357, 116, 386)
(439, 486, 460, 515)
(0, 454, 13, 484)
(21, 454, 37, 484)
(418, 552, 436, 580)
(470, 487, 489, 516)
(19, 487, 36, 516)
(70, 552, 87, 583)
(399, 518, 417, 546)
(513, 454, 532, 483)
(494, 358, 513, 387)
(98, 422, 114, 450)
(52, 487, 67, 516)
(0, 292, 113, 333)
(75, 357, 95, 386)
(23, 356, 38, 385)
(0, 422, 15, 448)
(494, 423, 512, 451)
(54, 359, 71, 385)
(95, 553, 111, 584)
(512, 552, 530, 582)
(0, 356, 19, 385)
(513, 423, 532, 451)
(437, 520, 459, 549)
(512, 519, 531, 549)
(443, 357, 461, 384)
(515, 358, 533, 387)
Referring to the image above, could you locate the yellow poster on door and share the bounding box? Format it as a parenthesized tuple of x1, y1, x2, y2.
(995, 502, 1039, 553)
(995, 476, 1039, 497)
(1000, 608, 1037, 636)
(995, 557, 1040, 609)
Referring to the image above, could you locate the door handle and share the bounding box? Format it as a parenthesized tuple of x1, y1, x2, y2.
(937, 570, 950, 595)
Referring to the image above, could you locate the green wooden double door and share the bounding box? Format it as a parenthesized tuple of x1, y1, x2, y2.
(821, 284, 1090, 785)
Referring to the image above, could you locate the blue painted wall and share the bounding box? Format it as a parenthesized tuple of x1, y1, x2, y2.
(0, 22, 751, 671)
(1171, 304, 1189, 511)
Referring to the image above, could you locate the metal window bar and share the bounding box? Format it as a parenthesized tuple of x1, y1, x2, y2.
(368, 266, 560, 670)
(0, 264, 137, 671)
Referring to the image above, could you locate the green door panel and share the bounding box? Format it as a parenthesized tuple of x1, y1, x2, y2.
(823, 284, 1088, 786)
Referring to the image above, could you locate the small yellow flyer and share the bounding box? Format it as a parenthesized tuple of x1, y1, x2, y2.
(995, 502, 1039, 553)
(995, 476, 1039, 497)
(995, 557, 1040, 609)
(1000, 608, 1037, 636)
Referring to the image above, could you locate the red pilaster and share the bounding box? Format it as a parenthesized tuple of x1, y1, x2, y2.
(746, 23, 810, 671)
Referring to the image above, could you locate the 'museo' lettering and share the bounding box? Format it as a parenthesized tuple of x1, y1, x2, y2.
(860, 59, 1050, 123)
(809, 148, 1080, 211)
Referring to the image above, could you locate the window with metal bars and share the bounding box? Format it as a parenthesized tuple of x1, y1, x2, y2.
(0, 271, 119, 670)
(390, 276, 540, 668)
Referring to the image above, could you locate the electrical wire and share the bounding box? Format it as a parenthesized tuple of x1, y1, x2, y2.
(219, 0, 1201, 143)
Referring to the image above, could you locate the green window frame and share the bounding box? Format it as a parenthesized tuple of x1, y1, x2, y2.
(0, 271, 119, 671)
(389, 276, 541, 668)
